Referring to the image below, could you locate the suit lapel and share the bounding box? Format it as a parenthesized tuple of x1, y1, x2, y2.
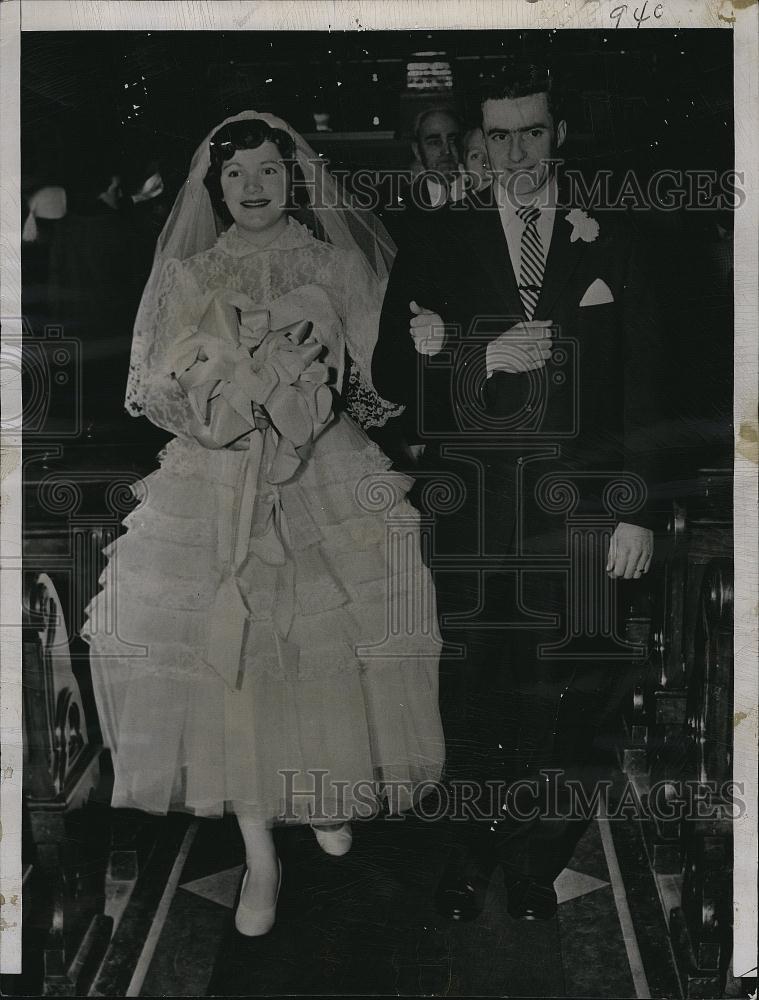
(533, 206, 587, 321)
(454, 190, 591, 324)
(457, 187, 525, 321)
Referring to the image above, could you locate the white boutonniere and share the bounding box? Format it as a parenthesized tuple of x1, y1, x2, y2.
(566, 208, 600, 244)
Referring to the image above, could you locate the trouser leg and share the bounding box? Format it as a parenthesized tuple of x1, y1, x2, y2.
(435, 570, 567, 866)
(468, 580, 611, 880)
(526, 664, 635, 885)
(526, 684, 605, 885)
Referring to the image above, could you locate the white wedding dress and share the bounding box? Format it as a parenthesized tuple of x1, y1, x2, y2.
(83, 219, 444, 822)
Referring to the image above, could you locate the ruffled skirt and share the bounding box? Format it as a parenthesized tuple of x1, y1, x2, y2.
(82, 414, 444, 822)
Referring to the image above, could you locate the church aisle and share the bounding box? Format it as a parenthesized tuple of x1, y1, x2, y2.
(90, 780, 681, 998)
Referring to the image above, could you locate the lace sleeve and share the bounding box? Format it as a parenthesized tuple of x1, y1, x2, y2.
(339, 249, 404, 429)
(127, 257, 208, 438)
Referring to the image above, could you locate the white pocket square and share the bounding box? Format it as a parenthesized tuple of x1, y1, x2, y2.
(579, 278, 614, 307)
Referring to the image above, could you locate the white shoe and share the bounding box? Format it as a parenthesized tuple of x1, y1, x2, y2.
(313, 822, 352, 857)
(235, 859, 282, 937)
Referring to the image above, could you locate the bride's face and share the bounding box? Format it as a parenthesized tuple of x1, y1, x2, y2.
(219, 141, 289, 237)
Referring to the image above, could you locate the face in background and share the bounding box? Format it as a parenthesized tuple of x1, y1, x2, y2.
(219, 141, 290, 241)
(413, 111, 462, 180)
(482, 92, 566, 201)
(462, 127, 490, 190)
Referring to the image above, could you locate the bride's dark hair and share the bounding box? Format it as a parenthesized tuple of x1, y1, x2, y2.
(203, 118, 304, 225)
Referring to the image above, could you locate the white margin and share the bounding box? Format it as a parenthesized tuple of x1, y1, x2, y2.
(16, 0, 726, 32)
(0, 0, 23, 977)
(732, 0, 758, 980)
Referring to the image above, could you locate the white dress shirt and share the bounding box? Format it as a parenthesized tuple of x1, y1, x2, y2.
(486, 177, 558, 378)
(495, 176, 558, 284)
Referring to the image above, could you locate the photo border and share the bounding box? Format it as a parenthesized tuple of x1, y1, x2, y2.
(1, 0, 756, 981)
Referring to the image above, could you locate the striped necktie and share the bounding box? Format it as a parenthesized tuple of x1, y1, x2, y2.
(516, 203, 545, 319)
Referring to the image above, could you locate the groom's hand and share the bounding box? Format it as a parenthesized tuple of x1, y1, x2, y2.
(409, 300, 446, 356)
(486, 320, 553, 375)
(606, 522, 654, 580)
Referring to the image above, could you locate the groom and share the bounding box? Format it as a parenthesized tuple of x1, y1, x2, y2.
(373, 60, 664, 920)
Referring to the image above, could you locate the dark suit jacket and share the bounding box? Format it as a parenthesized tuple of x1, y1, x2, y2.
(376, 172, 458, 251)
(373, 183, 666, 566)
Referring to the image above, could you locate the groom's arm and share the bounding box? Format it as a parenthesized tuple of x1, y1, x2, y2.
(372, 240, 425, 405)
(601, 228, 668, 578)
(618, 232, 668, 532)
(373, 219, 456, 437)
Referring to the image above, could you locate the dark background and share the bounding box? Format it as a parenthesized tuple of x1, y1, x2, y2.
(21, 29, 734, 475)
(22, 30, 734, 185)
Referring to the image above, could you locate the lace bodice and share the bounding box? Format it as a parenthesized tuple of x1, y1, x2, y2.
(127, 218, 395, 438)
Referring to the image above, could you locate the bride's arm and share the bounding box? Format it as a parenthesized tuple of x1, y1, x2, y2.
(338, 249, 404, 400)
(337, 250, 383, 375)
(131, 257, 217, 440)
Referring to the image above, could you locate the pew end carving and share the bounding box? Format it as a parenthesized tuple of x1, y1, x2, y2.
(21, 572, 113, 997)
(620, 469, 735, 999)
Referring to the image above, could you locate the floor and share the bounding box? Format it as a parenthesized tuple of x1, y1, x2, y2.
(90, 792, 683, 998)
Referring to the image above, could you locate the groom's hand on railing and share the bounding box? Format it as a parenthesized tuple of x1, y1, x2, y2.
(607, 522, 654, 580)
(409, 300, 447, 356)
(486, 320, 554, 375)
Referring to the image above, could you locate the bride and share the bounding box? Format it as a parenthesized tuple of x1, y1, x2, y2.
(83, 112, 444, 936)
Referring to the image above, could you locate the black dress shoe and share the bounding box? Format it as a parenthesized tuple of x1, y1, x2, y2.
(505, 876, 558, 921)
(434, 852, 495, 922)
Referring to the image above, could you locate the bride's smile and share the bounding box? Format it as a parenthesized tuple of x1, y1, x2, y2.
(219, 142, 289, 242)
